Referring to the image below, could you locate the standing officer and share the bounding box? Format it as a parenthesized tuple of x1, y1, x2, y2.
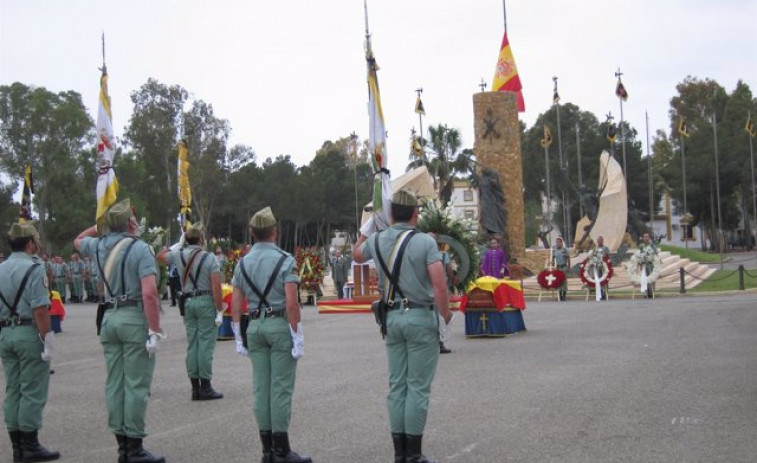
(1, 222, 59, 462)
(52, 257, 68, 303)
(639, 232, 658, 298)
(230, 206, 312, 463)
(68, 253, 84, 303)
(329, 249, 350, 300)
(353, 189, 453, 463)
(74, 198, 166, 463)
(551, 237, 571, 301)
(157, 223, 225, 401)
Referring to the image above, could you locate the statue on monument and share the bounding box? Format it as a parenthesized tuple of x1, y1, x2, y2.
(478, 167, 508, 239)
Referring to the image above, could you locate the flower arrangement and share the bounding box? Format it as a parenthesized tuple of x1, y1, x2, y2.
(295, 247, 323, 291)
(224, 248, 243, 284)
(579, 250, 614, 287)
(623, 250, 662, 284)
(417, 199, 480, 291)
(140, 218, 168, 296)
(537, 269, 566, 290)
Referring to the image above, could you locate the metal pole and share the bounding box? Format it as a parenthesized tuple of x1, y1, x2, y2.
(415, 88, 424, 145)
(544, 145, 551, 224)
(502, 0, 507, 32)
(646, 111, 654, 231)
(748, 110, 756, 249)
(350, 132, 359, 233)
(554, 77, 568, 246)
(615, 69, 628, 175)
(680, 132, 688, 258)
(713, 110, 724, 270)
(576, 121, 583, 217)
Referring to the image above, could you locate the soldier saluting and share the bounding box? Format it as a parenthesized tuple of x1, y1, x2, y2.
(157, 222, 225, 401)
(1, 222, 59, 462)
(74, 199, 166, 463)
(230, 206, 312, 463)
(353, 189, 453, 463)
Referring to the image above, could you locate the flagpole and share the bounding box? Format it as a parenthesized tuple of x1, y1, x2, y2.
(712, 110, 724, 269)
(576, 121, 583, 217)
(415, 88, 424, 144)
(748, 110, 756, 249)
(615, 68, 627, 176)
(553, 76, 569, 246)
(680, 126, 688, 258)
(350, 131, 360, 232)
(645, 111, 654, 232)
(544, 141, 551, 225)
(502, 0, 507, 32)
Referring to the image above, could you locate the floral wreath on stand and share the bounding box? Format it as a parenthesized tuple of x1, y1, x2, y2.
(140, 218, 168, 296)
(579, 250, 614, 287)
(295, 247, 323, 291)
(224, 248, 243, 284)
(416, 199, 480, 292)
(623, 250, 662, 284)
(537, 268, 566, 290)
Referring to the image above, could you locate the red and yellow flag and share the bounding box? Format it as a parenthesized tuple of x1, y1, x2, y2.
(491, 30, 525, 112)
(19, 164, 34, 223)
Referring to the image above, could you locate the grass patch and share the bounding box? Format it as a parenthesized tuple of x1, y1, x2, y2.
(690, 269, 757, 292)
(660, 244, 722, 263)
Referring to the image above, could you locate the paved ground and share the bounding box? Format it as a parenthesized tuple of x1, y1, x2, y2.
(3, 294, 757, 463)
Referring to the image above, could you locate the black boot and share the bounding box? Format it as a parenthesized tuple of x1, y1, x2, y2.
(18, 430, 60, 462)
(272, 432, 312, 463)
(190, 378, 201, 401)
(9, 430, 21, 462)
(391, 433, 406, 463)
(439, 342, 451, 354)
(260, 430, 273, 463)
(115, 434, 127, 463)
(198, 379, 223, 400)
(405, 434, 435, 463)
(126, 437, 165, 463)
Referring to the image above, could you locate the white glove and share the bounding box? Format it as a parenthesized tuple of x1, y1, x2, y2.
(145, 329, 167, 357)
(289, 322, 304, 360)
(439, 312, 454, 343)
(232, 321, 248, 357)
(40, 332, 54, 362)
(169, 233, 187, 252)
(214, 311, 224, 327)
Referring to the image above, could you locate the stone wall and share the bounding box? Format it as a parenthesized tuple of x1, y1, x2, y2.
(473, 92, 525, 259)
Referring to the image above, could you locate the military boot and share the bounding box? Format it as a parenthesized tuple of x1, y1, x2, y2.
(198, 379, 223, 400)
(272, 432, 312, 463)
(439, 342, 451, 354)
(260, 430, 273, 463)
(115, 434, 127, 463)
(405, 434, 435, 463)
(9, 430, 21, 462)
(125, 437, 165, 463)
(190, 377, 201, 400)
(18, 430, 60, 462)
(391, 433, 406, 463)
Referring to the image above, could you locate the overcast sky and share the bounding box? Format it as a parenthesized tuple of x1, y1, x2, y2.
(1, 0, 756, 182)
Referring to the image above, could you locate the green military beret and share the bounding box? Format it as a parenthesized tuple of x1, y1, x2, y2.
(250, 206, 276, 228)
(8, 222, 39, 240)
(106, 198, 133, 228)
(391, 189, 419, 207)
(185, 222, 205, 239)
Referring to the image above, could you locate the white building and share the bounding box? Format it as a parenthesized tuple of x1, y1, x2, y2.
(648, 191, 702, 248)
(449, 180, 479, 224)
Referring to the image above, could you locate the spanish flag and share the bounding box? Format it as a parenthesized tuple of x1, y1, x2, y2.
(677, 118, 690, 137)
(540, 126, 552, 148)
(615, 79, 628, 101)
(491, 30, 525, 112)
(95, 65, 119, 228)
(177, 140, 192, 228)
(746, 114, 756, 137)
(19, 164, 34, 223)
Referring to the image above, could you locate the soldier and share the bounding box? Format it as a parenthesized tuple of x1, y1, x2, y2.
(551, 237, 571, 301)
(231, 206, 312, 463)
(639, 232, 658, 298)
(329, 249, 350, 300)
(1, 223, 59, 462)
(88, 254, 102, 303)
(594, 236, 611, 300)
(74, 198, 166, 463)
(214, 246, 228, 284)
(52, 256, 68, 303)
(353, 189, 453, 463)
(157, 223, 225, 401)
(68, 253, 85, 303)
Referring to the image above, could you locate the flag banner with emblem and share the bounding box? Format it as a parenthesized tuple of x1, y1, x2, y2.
(411, 132, 423, 156)
(95, 65, 119, 227)
(177, 140, 192, 228)
(615, 79, 628, 101)
(362, 35, 393, 234)
(607, 123, 618, 143)
(491, 30, 525, 112)
(677, 118, 690, 137)
(540, 126, 553, 148)
(19, 164, 34, 223)
(746, 114, 756, 137)
(552, 87, 560, 105)
(414, 95, 425, 115)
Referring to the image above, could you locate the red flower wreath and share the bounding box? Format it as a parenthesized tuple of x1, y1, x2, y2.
(537, 269, 566, 290)
(579, 256, 614, 287)
(295, 247, 323, 291)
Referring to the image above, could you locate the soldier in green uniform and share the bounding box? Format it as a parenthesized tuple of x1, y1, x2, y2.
(74, 199, 166, 463)
(551, 237, 571, 301)
(639, 232, 658, 298)
(68, 253, 85, 303)
(157, 223, 225, 401)
(1, 222, 60, 462)
(231, 206, 312, 463)
(353, 189, 453, 463)
(329, 249, 350, 300)
(51, 257, 68, 303)
(594, 235, 611, 300)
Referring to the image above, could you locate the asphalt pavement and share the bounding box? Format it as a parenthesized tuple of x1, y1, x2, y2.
(3, 294, 756, 463)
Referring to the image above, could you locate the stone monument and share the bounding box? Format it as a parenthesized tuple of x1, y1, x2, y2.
(473, 91, 525, 259)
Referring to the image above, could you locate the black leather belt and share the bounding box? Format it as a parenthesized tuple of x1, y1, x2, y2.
(249, 308, 285, 319)
(185, 290, 211, 297)
(102, 299, 142, 308)
(388, 303, 435, 311)
(0, 318, 33, 327)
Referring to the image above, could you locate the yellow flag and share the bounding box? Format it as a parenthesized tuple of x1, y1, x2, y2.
(95, 66, 119, 227)
(177, 140, 192, 228)
(540, 126, 552, 148)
